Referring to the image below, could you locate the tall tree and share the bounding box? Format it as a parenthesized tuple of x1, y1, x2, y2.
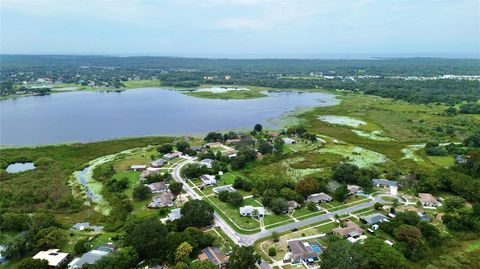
(123, 218, 169, 260)
(178, 200, 214, 230)
(320, 240, 368, 269)
(175, 242, 193, 264)
(228, 246, 259, 269)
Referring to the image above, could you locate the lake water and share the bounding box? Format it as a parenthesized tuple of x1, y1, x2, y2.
(0, 88, 337, 146)
(5, 162, 36, 173)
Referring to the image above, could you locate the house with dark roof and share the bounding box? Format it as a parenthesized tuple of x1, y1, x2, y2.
(198, 247, 228, 269)
(307, 192, 332, 203)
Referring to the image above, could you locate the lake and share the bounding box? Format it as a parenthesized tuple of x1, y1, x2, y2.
(0, 88, 337, 146)
(5, 162, 36, 173)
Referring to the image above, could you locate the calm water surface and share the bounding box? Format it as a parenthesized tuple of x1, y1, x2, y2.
(5, 162, 36, 173)
(0, 88, 337, 146)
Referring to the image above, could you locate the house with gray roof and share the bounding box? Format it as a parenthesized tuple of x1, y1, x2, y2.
(151, 159, 167, 167)
(361, 213, 389, 225)
(168, 208, 182, 221)
(68, 243, 115, 269)
(200, 174, 217, 186)
(148, 192, 174, 208)
(71, 222, 103, 232)
(212, 185, 236, 194)
(147, 181, 168, 193)
(307, 192, 332, 203)
(199, 158, 215, 169)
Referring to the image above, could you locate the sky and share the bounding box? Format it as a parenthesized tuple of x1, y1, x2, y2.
(1, 0, 479, 58)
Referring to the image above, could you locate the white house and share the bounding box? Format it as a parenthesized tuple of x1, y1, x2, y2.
(282, 137, 296, 144)
(33, 249, 69, 267)
(239, 206, 265, 217)
(130, 165, 147, 172)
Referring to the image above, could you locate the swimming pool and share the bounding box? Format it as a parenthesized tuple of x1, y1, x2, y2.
(309, 242, 323, 254)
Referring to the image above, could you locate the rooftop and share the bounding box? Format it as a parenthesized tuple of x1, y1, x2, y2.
(361, 213, 388, 225)
(33, 249, 68, 267)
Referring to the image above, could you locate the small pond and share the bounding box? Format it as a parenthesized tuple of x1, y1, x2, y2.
(5, 162, 36, 173)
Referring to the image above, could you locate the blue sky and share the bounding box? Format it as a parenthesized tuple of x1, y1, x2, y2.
(1, 0, 479, 58)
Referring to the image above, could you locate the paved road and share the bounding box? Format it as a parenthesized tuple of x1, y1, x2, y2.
(171, 158, 396, 247)
(172, 157, 244, 246)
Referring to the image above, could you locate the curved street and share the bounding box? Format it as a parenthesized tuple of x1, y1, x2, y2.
(172, 157, 397, 246)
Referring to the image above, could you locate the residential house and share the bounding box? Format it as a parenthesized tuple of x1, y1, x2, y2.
(282, 137, 296, 144)
(175, 194, 189, 206)
(33, 249, 69, 267)
(163, 151, 182, 160)
(130, 165, 147, 172)
(71, 222, 103, 232)
(307, 192, 333, 203)
(361, 213, 389, 225)
(190, 146, 203, 152)
(269, 132, 280, 138)
(347, 185, 362, 194)
(68, 243, 115, 269)
(332, 221, 365, 242)
(168, 208, 182, 221)
(455, 155, 467, 164)
(287, 200, 300, 211)
(151, 159, 167, 168)
(140, 169, 161, 180)
(198, 247, 229, 269)
(204, 142, 224, 148)
(212, 185, 236, 194)
(372, 179, 398, 195)
(148, 192, 174, 208)
(286, 240, 319, 264)
(239, 206, 265, 217)
(200, 174, 217, 186)
(221, 149, 238, 158)
(225, 139, 241, 145)
(418, 193, 441, 207)
(147, 182, 168, 193)
(199, 158, 215, 169)
(418, 212, 433, 222)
